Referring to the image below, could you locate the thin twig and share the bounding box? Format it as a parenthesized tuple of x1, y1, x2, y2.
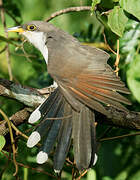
(10, 122, 28, 140)
(0, 0, 13, 81)
(136, 42, 140, 54)
(11, 52, 36, 58)
(44, 115, 72, 120)
(5, 9, 20, 25)
(99, 132, 140, 142)
(0, 151, 11, 179)
(77, 170, 88, 180)
(72, 167, 75, 180)
(0, 109, 18, 176)
(0, 45, 7, 54)
(97, 127, 113, 140)
(103, 32, 120, 75)
(66, 158, 74, 166)
(46, 6, 92, 22)
(101, 10, 112, 16)
(82, 42, 110, 50)
(103, 31, 117, 55)
(1, 151, 57, 179)
(114, 39, 120, 76)
(19, 39, 32, 62)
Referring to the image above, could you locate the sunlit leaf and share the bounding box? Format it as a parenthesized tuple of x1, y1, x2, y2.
(108, 6, 128, 37)
(119, 20, 140, 63)
(120, 0, 140, 20)
(87, 169, 96, 179)
(127, 55, 140, 103)
(92, 0, 101, 8)
(91, 0, 101, 15)
(115, 171, 127, 180)
(0, 135, 6, 152)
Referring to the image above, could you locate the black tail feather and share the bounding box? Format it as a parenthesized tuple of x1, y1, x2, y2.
(53, 102, 72, 171)
(38, 88, 59, 116)
(40, 100, 64, 154)
(35, 89, 63, 138)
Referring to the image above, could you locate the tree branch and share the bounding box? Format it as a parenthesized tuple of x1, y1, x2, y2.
(0, 108, 30, 136)
(96, 107, 140, 130)
(46, 6, 92, 22)
(0, 78, 46, 107)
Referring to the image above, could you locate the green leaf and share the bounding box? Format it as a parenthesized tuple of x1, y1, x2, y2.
(108, 6, 128, 37)
(119, 20, 140, 63)
(91, 0, 101, 13)
(113, 0, 120, 2)
(87, 169, 96, 180)
(127, 54, 140, 103)
(0, 135, 6, 152)
(92, 0, 101, 7)
(120, 0, 140, 20)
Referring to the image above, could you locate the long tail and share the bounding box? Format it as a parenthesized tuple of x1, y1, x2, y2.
(27, 88, 97, 171)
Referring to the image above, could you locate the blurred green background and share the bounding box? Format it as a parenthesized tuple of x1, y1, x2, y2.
(0, 0, 140, 179)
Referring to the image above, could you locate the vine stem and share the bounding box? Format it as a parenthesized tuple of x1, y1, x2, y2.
(100, 132, 140, 142)
(0, 109, 18, 176)
(114, 39, 120, 76)
(2, 151, 57, 179)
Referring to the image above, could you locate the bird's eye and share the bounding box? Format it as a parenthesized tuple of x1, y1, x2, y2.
(27, 24, 36, 31)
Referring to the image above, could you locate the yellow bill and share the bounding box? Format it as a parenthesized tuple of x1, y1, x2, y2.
(6, 26, 25, 33)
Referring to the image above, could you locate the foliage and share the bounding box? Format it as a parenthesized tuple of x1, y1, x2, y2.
(0, 0, 140, 179)
(0, 135, 6, 152)
(108, 6, 128, 37)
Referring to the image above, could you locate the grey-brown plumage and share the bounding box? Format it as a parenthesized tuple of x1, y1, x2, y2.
(7, 21, 131, 172)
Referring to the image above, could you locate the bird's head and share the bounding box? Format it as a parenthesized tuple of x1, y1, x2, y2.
(7, 21, 55, 63)
(7, 21, 52, 47)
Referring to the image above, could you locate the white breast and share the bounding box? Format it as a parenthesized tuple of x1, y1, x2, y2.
(22, 31, 48, 64)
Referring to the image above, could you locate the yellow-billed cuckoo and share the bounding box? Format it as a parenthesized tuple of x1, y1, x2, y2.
(7, 21, 131, 172)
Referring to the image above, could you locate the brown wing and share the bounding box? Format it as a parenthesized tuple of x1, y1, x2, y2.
(48, 34, 131, 115)
(59, 74, 130, 116)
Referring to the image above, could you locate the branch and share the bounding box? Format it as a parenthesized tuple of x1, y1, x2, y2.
(0, 78, 140, 133)
(96, 107, 140, 130)
(0, 78, 46, 107)
(0, 109, 18, 176)
(0, 108, 30, 136)
(46, 6, 92, 22)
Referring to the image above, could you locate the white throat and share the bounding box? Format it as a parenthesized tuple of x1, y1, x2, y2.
(22, 31, 48, 64)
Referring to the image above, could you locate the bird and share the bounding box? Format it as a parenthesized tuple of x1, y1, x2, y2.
(7, 21, 131, 172)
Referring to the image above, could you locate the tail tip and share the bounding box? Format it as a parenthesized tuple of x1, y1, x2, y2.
(93, 153, 98, 166)
(54, 169, 61, 174)
(27, 131, 41, 148)
(28, 108, 41, 124)
(36, 151, 48, 164)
